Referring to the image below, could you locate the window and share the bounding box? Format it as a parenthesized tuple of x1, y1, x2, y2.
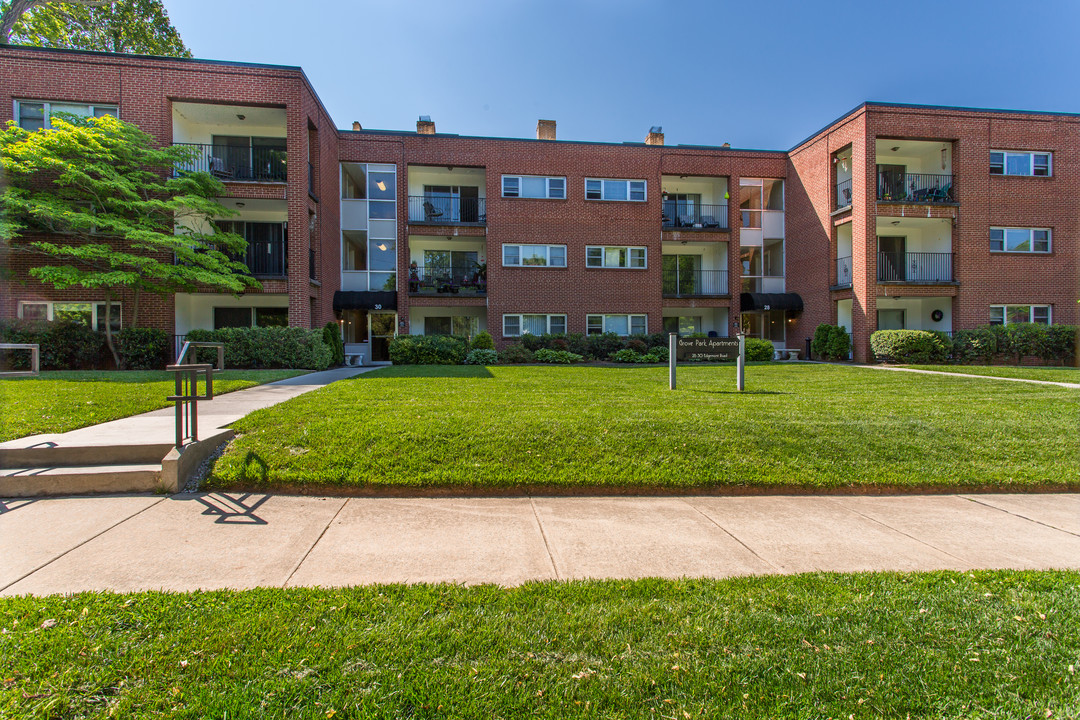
(424, 315, 479, 336)
(586, 314, 647, 335)
(18, 300, 121, 331)
(502, 314, 566, 336)
(502, 244, 566, 267)
(585, 178, 647, 202)
(990, 227, 1051, 253)
(15, 100, 118, 131)
(585, 246, 647, 269)
(990, 151, 1052, 177)
(501, 175, 566, 199)
(989, 305, 1051, 325)
(213, 306, 288, 330)
(663, 316, 702, 334)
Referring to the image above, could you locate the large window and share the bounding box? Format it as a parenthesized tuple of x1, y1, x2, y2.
(585, 178, 646, 202)
(586, 314, 646, 335)
(989, 305, 1051, 325)
(502, 244, 566, 267)
(585, 246, 646, 269)
(15, 100, 118, 131)
(502, 314, 566, 336)
(213, 306, 288, 329)
(663, 316, 702, 334)
(990, 151, 1051, 177)
(424, 315, 479, 336)
(17, 300, 120, 331)
(501, 175, 566, 199)
(990, 227, 1050, 253)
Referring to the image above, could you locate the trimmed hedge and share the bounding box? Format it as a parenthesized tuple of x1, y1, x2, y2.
(950, 328, 997, 364)
(387, 335, 469, 365)
(871, 330, 950, 364)
(811, 324, 851, 361)
(470, 331, 495, 350)
(118, 327, 169, 370)
(186, 327, 332, 370)
(745, 338, 775, 362)
(464, 348, 498, 365)
(0, 319, 106, 370)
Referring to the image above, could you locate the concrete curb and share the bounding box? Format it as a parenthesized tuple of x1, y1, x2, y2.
(161, 430, 234, 493)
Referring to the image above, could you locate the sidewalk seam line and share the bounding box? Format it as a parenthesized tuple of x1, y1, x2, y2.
(831, 497, 969, 564)
(0, 496, 167, 594)
(282, 497, 349, 588)
(680, 499, 779, 572)
(528, 497, 561, 581)
(960, 496, 1080, 539)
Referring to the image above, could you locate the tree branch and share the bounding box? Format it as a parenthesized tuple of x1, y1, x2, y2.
(1, 0, 113, 43)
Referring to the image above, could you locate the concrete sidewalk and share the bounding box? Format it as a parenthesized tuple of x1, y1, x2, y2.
(2, 492, 1078, 595)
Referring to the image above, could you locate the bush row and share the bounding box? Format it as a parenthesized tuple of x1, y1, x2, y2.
(811, 324, 852, 361)
(0, 320, 171, 370)
(186, 327, 332, 370)
(871, 324, 1077, 365)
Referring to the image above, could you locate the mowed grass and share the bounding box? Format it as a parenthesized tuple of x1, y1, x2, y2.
(0, 370, 306, 441)
(210, 364, 1080, 490)
(1, 571, 1078, 719)
(901, 364, 1080, 383)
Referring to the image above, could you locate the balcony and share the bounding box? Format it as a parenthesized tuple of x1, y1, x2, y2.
(662, 268, 728, 297)
(174, 143, 287, 182)
(836, 256, 852, 287)
(309, 248, 317, 281)
(835, 179, 852, 209)
(877, 252, 953, 283)
(408, 264, 487, 296)
(407, 196, 486, 226)
(661, 203, 729, 231)
(877, 171, 955, 204)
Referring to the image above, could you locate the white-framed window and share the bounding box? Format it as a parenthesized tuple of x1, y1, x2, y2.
(213, 306, 288, 329)
(990, 227, 1051, 253)
(585, 178, 647, 202)
(990, 151, 1052, 177)
(17, 300, 121, 331)
(585, 245, 647, 269)
(14, 100, 118, 131)
(586, 314, 647, 335)
(502, 314, 567, 336)
(989, 304, 1051, 325)
(502, 244, 567, 267)
(501, 175, 566, 199)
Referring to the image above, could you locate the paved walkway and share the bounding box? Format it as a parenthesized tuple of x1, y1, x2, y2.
(857, 364, 1080, 389)
(0, 366, 376, 450)
(2, 492, 1078, 595)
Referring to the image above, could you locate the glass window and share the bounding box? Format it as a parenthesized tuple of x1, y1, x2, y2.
(452, 316, 478, 336)
(16, 101, 118, 131)
(1005, 154, 1030, 176)
(548, 246, 566, 267)
(368, 172, 395, 200)
(586, 246, 647, 269)
(587, 315, 603, 334)
(342, 165, 366, 199)
(53, 302, 93, 326)
(988, 306, 1005, 325)
(342, 230, 367, 270)
(503, 315, 521, 336)
(520, 246, 549, 266)
(255, 307, 288, 327)
(991, 305, 1052, 325)
(502, 314, 564, 336)
(604, 181, 627, 201)
(94, 303, 122, 332)
(630, 248, 646, 268)
(587, 314, 646, 335)
(425, 316, 453, 335)
(18, 302, 48, 321)
(501, 176, 519, 197)
(1033, 154, 1051, 176)
(502, 244, 566, 267)
(214, 307, 252, 329)
(630, 316, 647, 335)
(18, 102, 45, 131)
(522, 176, 547, 198)
(990, 228, 1005, 252)
(991, 151, 1052, 177)
(1033, 230, 1050, 252)
(368, 201, 395, 220)
(342, 309, 368, 343)
(368, 239, 395, 270)
(989, 152, 1004, 175)
(549, 316, 566, 334)
(991, 227, 1051, 253)
(629, 181, 646, 201)
(502, 245, 520, 266)
(501, 175, 565, 199)
(1005, 228, 1030, 252)
(521, 315, 548, 335)
(585, 179, 646, 202)
(548, 178, 565, 199)
(1033, 306, 1050, 324)
(605, 315, 629, 335)
(586, 180, 601, 200)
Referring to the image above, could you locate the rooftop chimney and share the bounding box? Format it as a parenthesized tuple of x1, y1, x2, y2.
(536, 119, 556, 141)
(721, 142, 731, 148)
(351, 121, 362, 131)
(645, 126, 664, 146)
(417, 115, 435, 134)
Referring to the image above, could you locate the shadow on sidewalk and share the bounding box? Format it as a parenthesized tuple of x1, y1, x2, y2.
(196, 493, 269, 525)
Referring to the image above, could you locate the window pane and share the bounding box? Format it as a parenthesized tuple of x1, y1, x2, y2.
(1032, 307, 1050, 324)
(1033, 154, 1050, 176)
(605, 247, 626, 268)
(255, 307, 288, 327)
(520, 246, 548, 266)
(213, 307, 252, 329)
(452, 316, 476, 336)
(54, 302, 93, 326)
(368, 238, 395, 270)
(603, 181, 627, 201)
(1005, 153, 1030, 176)
(548, 246, 566, 267)
(679, 316, 700, 334)
(763, 179, 784, 210)
(989, 307, 1004, 325)
(989, 228, 1004, 251)
(425, 316, 452, 335)
(1007, 306, 1030, 324)
(1033, 230, 1050, 252)
(368, 200, 395, 220)
(586, 180, 601, 199)
(502, 176, 519, 197)
(368, 172, 395, 200)
(548, 178, 565, 199)
(521, 315, 547, 335)
(18, 102, 45, 131)
(549, 315, 566, 334)
(503, 316, 520, 336)
(630, 316, 646, 335)
(20, 303, 48, 321)
(503, 245, 520, 266)
(630, 248, 646, 268)
(93, 106, 118, 118)
(586, 247, 602, 266)
(95, 303, 122, 332)
(521, 176, 546, 198)
(586, 315, 602, 334)
(989, 152, 1004, 174)
(342, 230, 367, 270)
(629, 181, 645, 201)
(1005, 228, 1030, 252)
(605, 315, 629, 335)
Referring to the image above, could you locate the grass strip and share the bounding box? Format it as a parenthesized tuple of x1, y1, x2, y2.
(899, 364, 1080, 383)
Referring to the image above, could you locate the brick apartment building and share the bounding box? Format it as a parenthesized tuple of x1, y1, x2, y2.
(2, 46, 1077, 363)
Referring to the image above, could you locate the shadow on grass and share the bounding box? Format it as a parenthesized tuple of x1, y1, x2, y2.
(687, 389, 788, 395)
(357, 366, 494, 379)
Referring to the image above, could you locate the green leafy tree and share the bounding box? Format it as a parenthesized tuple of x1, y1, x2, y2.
(0, 113, 258, 367)
(1, 0, 190, 57)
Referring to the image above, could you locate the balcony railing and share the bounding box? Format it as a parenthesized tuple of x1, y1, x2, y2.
(309, 248, 317, 280)
(662, 203, 729, 230)
(662, 268, 728, 297)
(408, 264, 487, 295)
(836, 255, 852, 287)
(408, 196, 486, 225)
(877, 252, 953, 283)
(836, 179, 852, 208)
(877, 172, 955, 204)
(243, 236, 288, 276)
(174, 143, 287, 182)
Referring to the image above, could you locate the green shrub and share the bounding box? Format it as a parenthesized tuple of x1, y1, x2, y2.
(498, 344, 534, 364)
(985, 324, 1009, 360)
(626, 337, 648, 354)
(520, 334, 544, 352)
(0, 319, 105, 370)
(951, 328, 997, 364)
(826, 326, 851, 360)
(464, 348, 498, 365)
(534, 348, 583, 364)
(118, 327, 168, 370)
(811, 324, 833, 359)
(645, 332, 669, 349)
(646, 345, 669, 363)
(470, 331, 495, 351)
(388, 335, 469, 365)
(870, 329, 949, 364)
(322, 322, 344, 366)
(565, 333, 589, 357)
(185, 327, 332, 370)
(1004, 323, 1047, 363)
(585, 332, 625, 360)
(1044, 325, 1078, 365)
(744, 338, 775, 362)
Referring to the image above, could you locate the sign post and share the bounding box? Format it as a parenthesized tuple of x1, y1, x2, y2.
(668, 332, 677, 390)
(736, 333, 745, 392)
(668, 335, 745, 391)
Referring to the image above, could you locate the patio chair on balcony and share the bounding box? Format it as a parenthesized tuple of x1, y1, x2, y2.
(678, 214, 695, 228)
(700, 215, 720, 228)
(423, 201, 444, 221)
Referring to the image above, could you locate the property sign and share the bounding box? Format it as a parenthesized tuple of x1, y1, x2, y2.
(675, 337, 741, 362)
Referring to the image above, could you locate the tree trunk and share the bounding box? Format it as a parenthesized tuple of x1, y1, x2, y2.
(102, 293, 121, 369)
(132, 286, 141, 328)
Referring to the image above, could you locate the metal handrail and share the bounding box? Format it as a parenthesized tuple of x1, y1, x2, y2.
(174, 143, 287, 182)
(167, 341, 225, 448)
(661, 202, 729, 230)
(407, 196, 487, 225)
(0, 343, 40, 377)
(876, 172, 955, 204)
(661, 268, 729, 296)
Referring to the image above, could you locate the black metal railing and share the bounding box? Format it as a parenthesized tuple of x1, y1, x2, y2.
(407, 196, 487, 225)
(877, 252, 953, 283)
(836, 255, 852, 286)
(408, 264, 487, 295)
(308, 162, 315, 195)
(836, 179, 852, 208)
(242, 237, 287, 276)
(662, 268, 728, 297)
(662, 203, 729, 230)
(309, 248, 317, 280)
(174, 143, 287, 182)
(877, 172, 955, 204)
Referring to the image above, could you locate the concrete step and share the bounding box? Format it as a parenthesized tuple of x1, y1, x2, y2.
(1, 463, 163, 497)
(0, 443, 173, 469)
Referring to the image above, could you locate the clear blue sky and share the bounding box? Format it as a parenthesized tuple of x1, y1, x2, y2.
(166, 0, 1080, 150)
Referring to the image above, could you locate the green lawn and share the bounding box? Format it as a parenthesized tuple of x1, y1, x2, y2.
(1, 571, 1077, 718)
(209, 364, 1080, 491)
(0, 370, 307, 441)
(900, 364, 1080, 383)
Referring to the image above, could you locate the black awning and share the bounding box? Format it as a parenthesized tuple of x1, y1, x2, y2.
(740, 292, 804, 312)
(333, 291, 397, 311)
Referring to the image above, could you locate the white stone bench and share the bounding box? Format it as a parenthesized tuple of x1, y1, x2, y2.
(344, 353, 365, 367)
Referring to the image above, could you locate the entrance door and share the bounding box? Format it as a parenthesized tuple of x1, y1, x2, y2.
(878, 236, 906, 282)
(369, 312, 397, 362)
(459, 186, 480, 223)
(877, 309, 905, 330)
(877, 163, 906, 201)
